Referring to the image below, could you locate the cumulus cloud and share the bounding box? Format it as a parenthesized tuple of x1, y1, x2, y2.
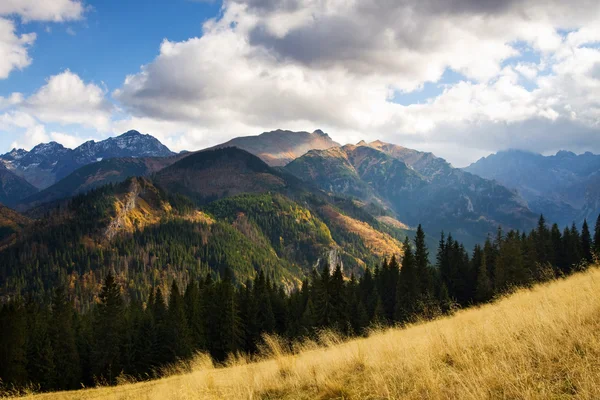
(0, 0, 85, 22)
(3, 0, 600, 165)
(24, 70, 114, 129)
(0, 71, 113, 151)
(0, 18, 36, 79)
(108, 0, 600, 165)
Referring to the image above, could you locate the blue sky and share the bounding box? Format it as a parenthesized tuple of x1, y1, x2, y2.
(0, 0, 220, 97)
(0, 0, 599, 167)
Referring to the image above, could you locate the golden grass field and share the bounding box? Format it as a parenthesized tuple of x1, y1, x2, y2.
(15, 266, 600, 400)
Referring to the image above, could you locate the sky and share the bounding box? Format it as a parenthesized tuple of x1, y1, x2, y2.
(0, 0, 600, 167)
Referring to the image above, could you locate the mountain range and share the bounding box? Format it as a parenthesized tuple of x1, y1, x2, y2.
(0, 128, 597, 303)
(0, 130, 174, 190)
(465, 149, 600, 226)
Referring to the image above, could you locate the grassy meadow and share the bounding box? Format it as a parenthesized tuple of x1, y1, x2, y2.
(12, 266, 600, 400)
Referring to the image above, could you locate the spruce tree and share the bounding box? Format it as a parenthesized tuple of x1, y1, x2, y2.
(50, 287, 80, 389)
(475, 250, 493, 303)
(594, 214, 600, 258)
(26, 302, 55, 390)
(93, 273, 125, 384)
(414, 225, 432, 297)
(581, 219, 592, 263)
(167, 280, 192, 361)
(315, 263, 333, 327)
(395, 237, 419, 322)
(0, 301, 28, 387)
(329, 265, 348, 332)
(184, 280, 205, 350)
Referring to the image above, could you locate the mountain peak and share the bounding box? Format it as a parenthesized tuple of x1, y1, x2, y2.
(313, 129, 329, 137)
(120, 130, 143, 137)
(356, 140, 367, 146)
(555, 150, 576, 158)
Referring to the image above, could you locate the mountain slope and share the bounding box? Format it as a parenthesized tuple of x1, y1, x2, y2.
(286, 142, 536, 246)
(0, 130, 175, 191)
(154, 147, 291, 204)
(0, 204, 30, 247)
(0, 165, 39, 207)
(0, 183, 404, 303)
(210, 129, 340, 166)
(18, 153, 186, 210)
(465, 149, 600, 225)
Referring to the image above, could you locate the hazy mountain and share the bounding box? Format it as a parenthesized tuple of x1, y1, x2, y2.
(286, 141, 537, 246)
(210, 129, 340, 166)
(0, 165, 39, 207)
(465, 149, 600, 226)
(18, 153, 187, 211)
(0, 130, 174, 191)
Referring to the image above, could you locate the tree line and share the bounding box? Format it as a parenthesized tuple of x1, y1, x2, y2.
(1, 215, 600, 393)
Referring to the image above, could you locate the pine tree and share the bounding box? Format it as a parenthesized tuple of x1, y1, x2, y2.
(329, 265, 349, 332)
(594, 214, 600, 258)
(184, 280, 205, 350)
(581, 219, 592, 263)
(395, 237, 419, 322)
(25, 301, 55, 390)
(414, 225, 432, 297)
(208, 269, 242, 361)
(475, 250, 493, 303)
(0, 301, 28, 387)
(315, 263, 333, 327)
(167, 280, 192, 361)
(50, 287, 80, 389)
(93, 273, 125, 384)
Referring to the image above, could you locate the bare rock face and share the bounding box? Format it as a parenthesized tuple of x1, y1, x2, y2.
(313, 247, 345, 274)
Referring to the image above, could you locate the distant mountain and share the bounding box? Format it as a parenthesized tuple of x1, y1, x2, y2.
(0, 142, 70, 189)
(465, 150, 600, 226)
(18, 153, 187, 211)
(0, 130, 174, 191)
(286, 141, 537, 246)
(0, 165, 39, 207)
(210, 129, 340, 166)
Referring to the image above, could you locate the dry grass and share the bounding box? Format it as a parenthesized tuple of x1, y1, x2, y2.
(15, 266, 600, 400)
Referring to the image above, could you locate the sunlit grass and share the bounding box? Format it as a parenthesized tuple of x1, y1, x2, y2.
(13, 266, 600, 399)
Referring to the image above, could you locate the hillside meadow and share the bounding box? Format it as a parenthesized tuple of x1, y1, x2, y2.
(10, 265, 600, 400)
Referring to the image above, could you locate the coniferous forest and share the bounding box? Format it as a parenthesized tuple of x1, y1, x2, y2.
(1, 216, 599, 393)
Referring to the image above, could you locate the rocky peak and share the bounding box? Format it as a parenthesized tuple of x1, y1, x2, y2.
(120, 130, 142, 137)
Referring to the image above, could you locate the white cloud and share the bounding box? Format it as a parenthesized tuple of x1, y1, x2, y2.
(0, 71, 114, 151)
(110, 0, 600, 165)
(0, 18, 36, 79)
(0, 0, 85, 22)
(3, 0, 600, 166)
(24, 70, 114, 130)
